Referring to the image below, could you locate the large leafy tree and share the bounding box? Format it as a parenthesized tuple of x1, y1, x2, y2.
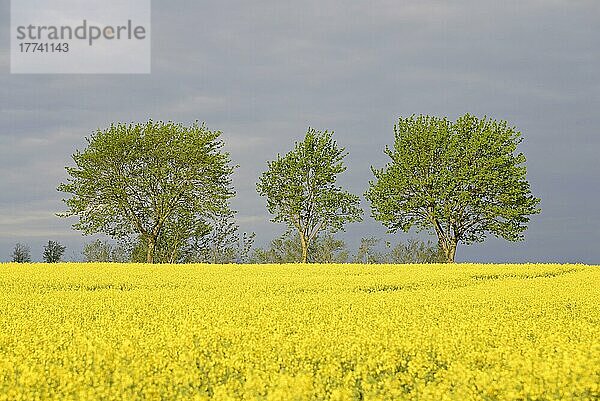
(58, 121, 234, 263)
(366, 114, 540, 263)
(257, 128, 362, 263)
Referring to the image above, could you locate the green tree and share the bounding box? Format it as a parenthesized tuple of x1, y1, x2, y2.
(12, 243, 31, 263)
(352, 237, 444, 264)
(58, 121, 235, 264)
(366, 114, 540, 263)
(43, 241, 66, 263)
(257, 128, 362, 263)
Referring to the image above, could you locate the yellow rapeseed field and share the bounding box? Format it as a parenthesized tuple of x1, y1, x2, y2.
(0, 263, 599, 400)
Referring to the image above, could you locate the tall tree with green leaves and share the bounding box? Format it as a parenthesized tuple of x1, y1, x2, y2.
(58, 121, 235, 264)
(366, 114, 540, 263)
(257, 128, 362, 263)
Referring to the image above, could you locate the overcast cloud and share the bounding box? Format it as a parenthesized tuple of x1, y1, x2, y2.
(1, 0, 599, 263)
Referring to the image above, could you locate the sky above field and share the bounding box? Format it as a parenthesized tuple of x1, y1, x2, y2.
(1, 0, 599, 263)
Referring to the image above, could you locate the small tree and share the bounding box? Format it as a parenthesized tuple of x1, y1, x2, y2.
(154, 208, 212, 263)
(311, 234, 349, 264)
(236, 232, 256, 264)
(250, 232, 305, 263)
(386, 239, 445, 264)
(354, 237, 384, 264)
(43, 241, 66, 263)
(82, 239, 111, 262)
(205, 210, 241, 263)
(250, 232, 348, 264)
(110, 244, 130, 263)
(12, 243, 31, 263)
(82, 239, 129, 263)
(257, 128, 362, 263)
(366, 114, 540, 263)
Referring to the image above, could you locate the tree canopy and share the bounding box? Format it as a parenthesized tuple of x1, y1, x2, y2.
(366, 114, 541, 263)
(58, 121, 235, 263)
(257, 128, 362, 263)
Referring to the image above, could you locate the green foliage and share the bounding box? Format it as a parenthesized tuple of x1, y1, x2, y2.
(236, 232, 257, 264)
(354, 237, 445, 264)
(251, 231, 349, 264)
(257, 128, 363, 263)
(197, 210, 242, 263)
(43, 241, 66, 263)
(58, 121, 235, 263)
(82, 240, 129, 263)
(353, 237, 383, 264)
(386, 238, 445, 264)
(12, 243, 31, 263)
(311, 234, 350, 264)
(366, 114, 541, 263)
(250, 233, 302, 264)
(252, 233, 442, 264)
(182, 210, 256, 264)
(127, 210, 255, 264)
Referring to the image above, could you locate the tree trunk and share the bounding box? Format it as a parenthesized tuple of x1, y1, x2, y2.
(146, 237, 156, 264)
(169, 249, 177, 264)
(300, 234, 308, 263)
(442, 240, 457, 263)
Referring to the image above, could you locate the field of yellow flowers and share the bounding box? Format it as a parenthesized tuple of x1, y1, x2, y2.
(0, 263, 599, 400)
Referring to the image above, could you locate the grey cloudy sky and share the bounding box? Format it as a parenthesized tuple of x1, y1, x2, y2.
(1, 0, 599, 263)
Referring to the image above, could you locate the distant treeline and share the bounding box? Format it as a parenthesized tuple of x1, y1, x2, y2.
(8, 234, 444, 264)
(8, 114, 539, 265)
